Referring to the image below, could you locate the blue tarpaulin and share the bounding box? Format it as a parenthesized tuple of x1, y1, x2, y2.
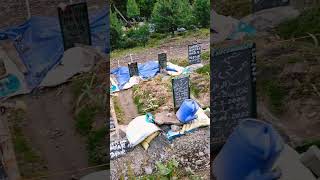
(0, 8, 109, 89)
(111, 61, 160, 89)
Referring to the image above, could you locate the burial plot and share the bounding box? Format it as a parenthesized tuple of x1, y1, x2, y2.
(110, 138, 133, 160)
(188, 44, 201, 64)
(58, 2, 92, 50)
(210, 42, 257, 146)
(158, 53, 167, 71)
(128, 62, 139, 77)
(253, 0, 290, 12)
(172, 76, 190, 109)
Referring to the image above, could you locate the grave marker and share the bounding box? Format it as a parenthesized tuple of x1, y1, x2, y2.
(253, 0, 290, 12)
(110, 138, 133, 160)
(128, 62, 139, 77)
(58, 2, 92, 50)
(188, 44, 201, 64)
(172, 76, 190, 109)
(158, 53, 167, 71)
(210, 42, 257, 145)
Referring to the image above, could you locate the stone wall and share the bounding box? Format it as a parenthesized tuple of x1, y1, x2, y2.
(0, 0, 106, 28)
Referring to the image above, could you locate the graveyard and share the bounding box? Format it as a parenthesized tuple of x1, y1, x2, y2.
(109, 27, 211, 178)
(0, 2, 108, 179)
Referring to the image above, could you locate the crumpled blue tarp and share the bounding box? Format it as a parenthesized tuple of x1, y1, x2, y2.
(111, 61, 160, 90)
(228, 21, 256, 40)
(0, 7, 109, 89)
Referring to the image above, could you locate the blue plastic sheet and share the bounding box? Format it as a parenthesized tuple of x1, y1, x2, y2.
(111, 60, 160, 89)
(0, 8, 109, 89)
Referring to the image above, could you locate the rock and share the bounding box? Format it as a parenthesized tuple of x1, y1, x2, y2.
(171, 125, 181, 132)
(196, 160, 202, 165)
(199, 152, 205, 157)
(144, 166, 153, 175)
(242, 6, 300, 32)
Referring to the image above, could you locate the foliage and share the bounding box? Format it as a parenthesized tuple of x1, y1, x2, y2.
(151, 0, 194, 34)
(193, 0, 210, 28)
(137, 0, 157, 19)
(127, 24, 151, 47)
(127, 0, 140, 18)
(110, 10, 124, 50)
(295, 139, 320, 153)
(277, 7, 320, 39)
(75, 106, 98, 135)
(262, 80, 287, 114)
(87, 127, 108, 165)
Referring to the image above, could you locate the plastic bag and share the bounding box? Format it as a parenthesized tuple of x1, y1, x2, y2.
(126, 113, 160, 147)
(176, 99, 200, 124)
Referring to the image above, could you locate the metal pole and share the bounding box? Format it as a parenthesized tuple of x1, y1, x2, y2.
(130, 54, 133, 63)
(25, 0, 31, 19)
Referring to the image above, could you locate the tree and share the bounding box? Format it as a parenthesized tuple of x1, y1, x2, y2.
(151, 0, 194, 34)
(110, 10, 124, 49)
(193, 0, 210, 28)
(136, 0, 157, 19)
(127, 0, 140, 19)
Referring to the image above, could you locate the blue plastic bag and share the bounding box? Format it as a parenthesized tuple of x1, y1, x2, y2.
(176, 99, 200, 124)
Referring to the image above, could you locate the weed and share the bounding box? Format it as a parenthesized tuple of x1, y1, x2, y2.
(87, 127, 108, 165)
(75, 106, 98, 135)
(191, 82, 201, 98)
(8, 109, 47, 178)
(277, 7, 320, 39)
(295, 139, 320, 153)
(196, 64, 210, 75)
(262, 80, 287, 114)
(201, 51, 210, 62)
(112, 96, 126, 124)
(170, 58, 189, 67)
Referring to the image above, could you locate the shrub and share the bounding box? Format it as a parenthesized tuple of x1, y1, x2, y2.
(193, 0, 210, 28)
(127, 0, 140, 19)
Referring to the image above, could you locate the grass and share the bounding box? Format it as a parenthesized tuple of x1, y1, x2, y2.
(196, 64, 210, 75)
(201, 51, 210, 62)
(132, 77, 170, 114)
(75, 106, 98, 135)
(111, 28, 209, 60)
(8, 109, 47, 178)
(132, 159, 203, 179)
(295, 139, 320, 153)
(191, 82, 201, 98)
(276, 7, 320, 39)
(170, 58, 189, 67)
(112, 96, 126, 124)
(87, 127, 108, 165)
(261, 80, 287, 114)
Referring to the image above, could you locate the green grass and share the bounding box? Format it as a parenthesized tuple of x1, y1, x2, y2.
(75, 106, 98, 135)
(262, 80, 287, 114)
(196, 64, 210, 75)
(8, 110, 47, 178)
(277, 7, 320, 39)
(170, 58, 189, 67)
(201, 51, 210, 62)
(112, 96, 126, 124)
(71, 73, 93, 99)
(87, 127, 108, 165)
(111, 28, 209, 60)
(191, 82, 201, 98)
(135, 159, 203, 179)
(295, 139, 320, 153)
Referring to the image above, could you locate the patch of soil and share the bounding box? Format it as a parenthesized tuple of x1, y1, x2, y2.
(14, 85, 97, 180)
(117, 89, 139, 124)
